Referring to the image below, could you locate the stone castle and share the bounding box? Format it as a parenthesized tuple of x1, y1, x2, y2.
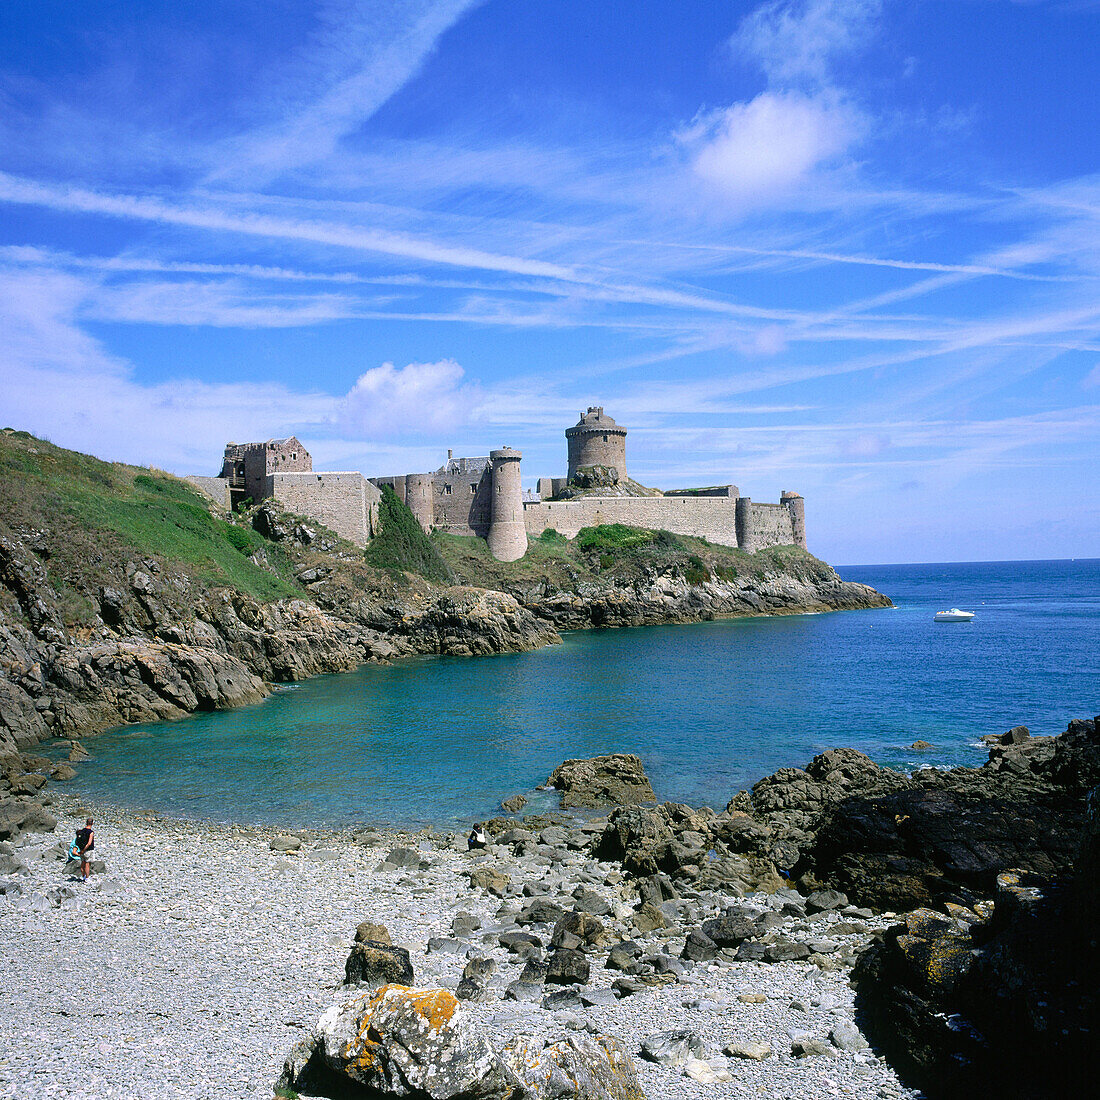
(187, 408, 806, 562)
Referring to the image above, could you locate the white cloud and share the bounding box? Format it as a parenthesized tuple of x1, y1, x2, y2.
(212, 0, 484, 180)
(338, 359, 481, 438)
(735, 0, 882, 86)
(683, 91, 865, 201)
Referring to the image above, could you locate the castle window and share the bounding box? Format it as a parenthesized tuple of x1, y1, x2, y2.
(470, 484, 477, 494)
(444, 484, 452, 495)
(602, 434, 608, 441)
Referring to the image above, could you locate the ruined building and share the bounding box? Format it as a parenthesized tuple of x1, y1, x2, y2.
(187, 438, 381, 547)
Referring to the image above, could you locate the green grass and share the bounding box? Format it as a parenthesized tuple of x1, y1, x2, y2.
(364, 485, 452, 584)
(0, 431, 299, 602)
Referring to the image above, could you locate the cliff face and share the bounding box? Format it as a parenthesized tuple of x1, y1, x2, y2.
(0, 528, 556, 756)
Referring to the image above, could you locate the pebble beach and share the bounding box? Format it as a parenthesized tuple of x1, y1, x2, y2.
(0, 795, 917, 1100)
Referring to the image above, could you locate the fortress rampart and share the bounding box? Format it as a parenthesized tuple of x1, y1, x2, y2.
(269, 471, 380, 547)
(199, 408, 806, 562)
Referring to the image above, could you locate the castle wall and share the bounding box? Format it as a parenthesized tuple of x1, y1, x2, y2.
(271, 472, 380, 547)
(184, 476, 230, 509)
(747, 502, 796, 550)
(664, 485, 738, 498)
(524, 496, 740, 546)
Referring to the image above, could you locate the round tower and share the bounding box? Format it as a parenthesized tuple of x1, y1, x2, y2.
(781, 490, 806, 549)
(405, 473, 435, 534)
(566, 407, 627, 483)
(735, 496, 756, 554)
(487, 448, 527, 562)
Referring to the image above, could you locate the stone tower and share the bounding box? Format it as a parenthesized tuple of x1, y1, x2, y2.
(781, 491, 807, 549)
(405, 473, 435, 533)
(566, 407, 627, 483)
(735, 496, 756, 554)
(487, 448, 527, 562)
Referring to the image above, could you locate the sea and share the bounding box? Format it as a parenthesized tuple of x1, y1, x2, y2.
(58, 558, 1099, 830)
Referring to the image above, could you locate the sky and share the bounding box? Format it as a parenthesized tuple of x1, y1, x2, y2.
(1, 0, 1098, 565)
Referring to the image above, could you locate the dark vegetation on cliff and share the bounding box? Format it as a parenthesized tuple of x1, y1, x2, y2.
(365, 485, 452, 585)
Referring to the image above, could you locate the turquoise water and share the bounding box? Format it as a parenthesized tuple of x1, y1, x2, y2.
(62, 559, 1099, 829)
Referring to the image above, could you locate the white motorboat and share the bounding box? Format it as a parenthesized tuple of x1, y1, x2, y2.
(934, 608, 975, 622)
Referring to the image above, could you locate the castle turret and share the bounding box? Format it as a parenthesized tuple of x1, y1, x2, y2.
(487, 448, 527, 562)
(735, 496, 756, 553)
(405, 473, 435, 534)
(566, 407, 627, 484)
(781, 490, 806, 549)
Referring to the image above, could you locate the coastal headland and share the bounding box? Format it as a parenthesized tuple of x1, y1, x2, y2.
(0, 428, 887, 757)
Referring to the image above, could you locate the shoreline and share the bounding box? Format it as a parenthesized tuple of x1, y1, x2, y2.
(0, 793, 916, 1100)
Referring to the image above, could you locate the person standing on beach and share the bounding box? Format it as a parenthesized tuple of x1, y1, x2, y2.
(75, 817, 95, 882)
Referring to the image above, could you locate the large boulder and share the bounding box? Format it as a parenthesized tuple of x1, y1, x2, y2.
(502, 1034, 643, 1100)
(545, 754, 655, 809)
(344, 943, 414, 988)
(279, 985, 645, 1100)
(594, 806, 673, 877)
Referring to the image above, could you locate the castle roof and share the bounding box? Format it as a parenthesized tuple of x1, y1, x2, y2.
(566, 407, 625, 434)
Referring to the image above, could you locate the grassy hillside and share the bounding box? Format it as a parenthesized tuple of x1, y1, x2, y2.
(0, 429, 300, 611)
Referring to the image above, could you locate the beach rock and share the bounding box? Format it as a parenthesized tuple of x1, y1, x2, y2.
(354, 921, 391, 945)
(284, 985, 522, 1100)
(829, 1020, 868, 1052)
(701, 910, 761, 946)
(501, 795, 528, 814)
(724, 1041, 771, 1060)
(805, 888, 847, 912)
(456, 957, 497, 1002)
(501, 1034, 644, 1100)
(545, 947, 590, 986)
(344, 942, 415, 988)
(551, 910, 605, 948)
(791, 1037, 831, 1058)
(639, 1030, 707, 1067)
(385, 846, 422, 869)
(630, 903, 670, 933)
(517, 899, 566, 926)
(269, 835, 301, 853)
(468, 867, 510, 896)
(545, 754, 656, 810)
(594, 807, 673, 877)
(910, 741, 933, 751)
(680, 928, 718, 962)
(682, 1058, 732, 1084)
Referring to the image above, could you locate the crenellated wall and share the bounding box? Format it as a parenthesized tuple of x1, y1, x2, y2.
(270, 472, 381, 547)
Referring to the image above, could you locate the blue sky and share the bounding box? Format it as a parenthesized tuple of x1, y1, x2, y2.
(1, 0, 1098, 564)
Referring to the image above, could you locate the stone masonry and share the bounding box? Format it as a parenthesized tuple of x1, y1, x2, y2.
(195, 409, 806, 562)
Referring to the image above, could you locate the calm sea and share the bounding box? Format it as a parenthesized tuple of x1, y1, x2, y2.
(60, 559, 1099, 830)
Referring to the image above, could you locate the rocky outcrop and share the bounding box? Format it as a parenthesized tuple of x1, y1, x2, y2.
(279, 984, 645, 1100)
(580, 720, 1100, 916)
(0, 527, 560, 755)
(852, 789, 1100, 1099)
(705, 721, 1100, 911)
(546, 754, 656, 809)
(512, 562, 889, 631)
